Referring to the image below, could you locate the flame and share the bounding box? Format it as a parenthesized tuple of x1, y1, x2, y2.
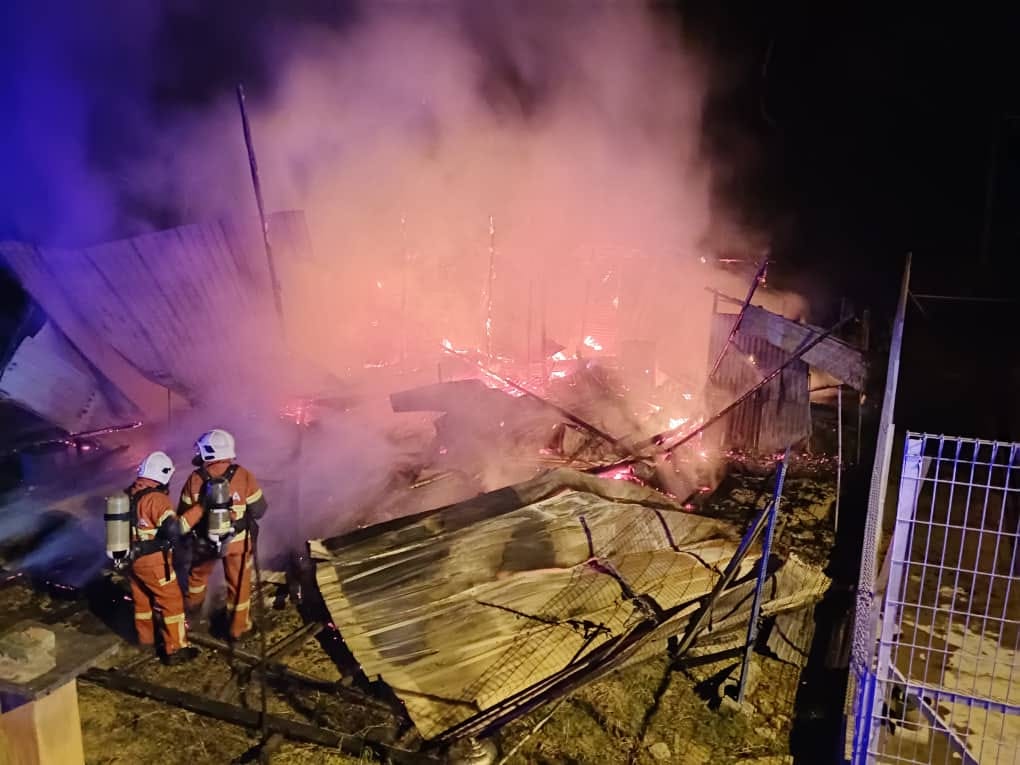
(376, 280, 384, 289)
(550, 370, 567, 379)
(583, 335, 603, 351)
(612, 296, 619, 309)
(552, 351, 570, 361)
(668, 416, 688, 429)
(682, 392, 693, 401)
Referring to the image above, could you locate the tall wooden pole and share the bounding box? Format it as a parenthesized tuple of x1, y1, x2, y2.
(236, 84, 285, 335)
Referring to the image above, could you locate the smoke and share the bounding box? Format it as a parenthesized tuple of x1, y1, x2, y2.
(1, 2, 811, 561)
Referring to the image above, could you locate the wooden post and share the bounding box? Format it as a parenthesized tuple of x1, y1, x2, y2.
(836, 385, 843, 532)
(857, 308, 871, 465)
(0, 682, 84, 765)
(399, 215, 409, 369)
(541, 280, 548, 381)
(526, 281, 534, 380)
(485, 216, 496, 361)
(236, 84, 285, 336)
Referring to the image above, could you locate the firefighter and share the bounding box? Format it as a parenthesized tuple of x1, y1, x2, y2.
(125, 451, 199, 664)
(178, 429, 267, 640)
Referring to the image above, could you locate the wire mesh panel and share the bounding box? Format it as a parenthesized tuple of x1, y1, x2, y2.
(853, 433, 1020, 764)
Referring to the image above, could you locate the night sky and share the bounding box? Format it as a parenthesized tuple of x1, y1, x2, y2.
(2, 2, 1019, 438)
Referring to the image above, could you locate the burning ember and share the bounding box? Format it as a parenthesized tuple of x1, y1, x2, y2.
(583, 335, 603, 351)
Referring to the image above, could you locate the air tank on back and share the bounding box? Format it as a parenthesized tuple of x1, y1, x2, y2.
(105, 492, 131, 564)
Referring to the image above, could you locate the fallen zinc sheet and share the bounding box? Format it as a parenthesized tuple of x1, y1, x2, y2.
(311, 469, 830, 742)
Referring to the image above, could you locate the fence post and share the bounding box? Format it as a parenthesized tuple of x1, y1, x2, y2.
(860, 435, 925, 761)
(736, 448, 790, 703)
(848, 254, 910, 761)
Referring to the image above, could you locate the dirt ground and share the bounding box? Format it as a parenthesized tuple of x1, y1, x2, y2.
(1, 469, 838, 765)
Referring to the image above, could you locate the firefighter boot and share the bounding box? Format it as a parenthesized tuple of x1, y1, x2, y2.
(162, 645, 200, 666)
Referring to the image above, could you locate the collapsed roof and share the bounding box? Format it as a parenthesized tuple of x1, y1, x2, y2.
(311, 469, 829, 741)
(0, 211, 316, 430)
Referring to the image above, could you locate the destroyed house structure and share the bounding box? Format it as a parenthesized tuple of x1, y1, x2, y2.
(707, 301, 867, 454)
(0, 212, 317, 452)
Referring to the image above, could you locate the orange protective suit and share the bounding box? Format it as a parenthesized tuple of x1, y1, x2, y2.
(178, 461, 266, 639)
(127, 478, 187, 654)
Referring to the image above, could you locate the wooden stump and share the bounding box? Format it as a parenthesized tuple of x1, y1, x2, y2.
(0, 681, 84, 765)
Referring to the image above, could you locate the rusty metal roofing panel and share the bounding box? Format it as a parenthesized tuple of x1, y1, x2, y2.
(0, 213, 307, 416)
(740, 304, 866, 390)
(709, 313, 811, 452)
(0, 320, 139, 433)
(311, 469, 829, 741)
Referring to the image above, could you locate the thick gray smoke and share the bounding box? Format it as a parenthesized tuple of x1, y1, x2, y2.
(2, 3, 810, 569)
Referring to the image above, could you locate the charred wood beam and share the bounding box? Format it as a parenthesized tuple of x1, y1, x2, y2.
(707, 259, 769, 382)
(440, 345, 631, 458)
(81, 668, 430, 763)
(187, 632, 397, 714)
(0, 421, 142, 457)
(266, 621, 321, 662)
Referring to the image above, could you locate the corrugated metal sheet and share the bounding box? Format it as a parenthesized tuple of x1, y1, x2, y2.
(740, 304, 866, 390)
(0, 211, 311, 416)
(0, 320, 138, 433)
(311, 469, 829, 741)
(709, 312, 811, 452)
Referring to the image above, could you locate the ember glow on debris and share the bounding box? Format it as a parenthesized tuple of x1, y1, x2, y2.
(550, 370, 567, 379)
(376, 280, 384, 289)
(551, 351, 570, 362)
(281, 400, 314, 426)
(612, 296, 619, 309)
(583, 335, 603, 351)
(668, 416, 688, 429)
(682, 392, 693, 401)
(597, 464, 638, 482)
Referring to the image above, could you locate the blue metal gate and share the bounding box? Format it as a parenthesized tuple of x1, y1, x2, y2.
(851, 433, 1020, 764)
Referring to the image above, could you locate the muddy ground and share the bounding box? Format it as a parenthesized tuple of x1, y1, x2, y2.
(1, 468, 839, 765)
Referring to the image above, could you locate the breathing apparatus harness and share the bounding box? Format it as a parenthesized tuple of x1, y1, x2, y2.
(194, 463, 241, 558)
(105, 484, 175, 580)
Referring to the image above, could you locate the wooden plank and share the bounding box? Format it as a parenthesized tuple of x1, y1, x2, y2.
(80, 669, 428, 763)
(0, 620, 119, 699)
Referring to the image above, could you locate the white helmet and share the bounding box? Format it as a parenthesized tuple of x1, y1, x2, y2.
(138, 451, 175, 485)
(195, 429, 236, 463)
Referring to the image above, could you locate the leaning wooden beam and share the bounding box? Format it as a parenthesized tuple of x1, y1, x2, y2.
(636, 314, 854, 454)
(81, 669, 429, 763)
(707, 259, 769, 382)
(185, 632, 396, 713)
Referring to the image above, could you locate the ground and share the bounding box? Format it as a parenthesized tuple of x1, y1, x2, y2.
(1, 468, 838, 765)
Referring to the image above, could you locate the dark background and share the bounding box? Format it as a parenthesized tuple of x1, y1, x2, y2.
(2, 2, 1019, 439)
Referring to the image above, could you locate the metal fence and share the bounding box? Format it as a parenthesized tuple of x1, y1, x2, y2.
(852, 432, 1020, 764)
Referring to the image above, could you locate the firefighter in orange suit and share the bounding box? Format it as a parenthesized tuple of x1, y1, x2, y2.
(126, 452, 198, 664)
(178, 429, 268, 640)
